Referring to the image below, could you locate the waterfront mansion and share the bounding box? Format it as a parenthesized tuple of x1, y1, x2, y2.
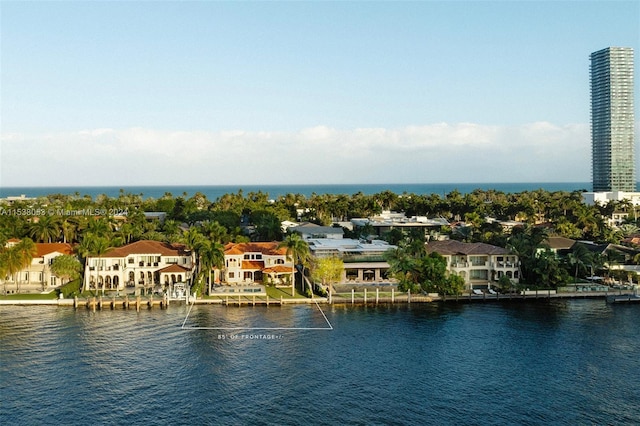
(425, 240, 520, 291)
(2, 239, 74, 294)
(220, 242, 293, 286)
(83, 240, 195, 295)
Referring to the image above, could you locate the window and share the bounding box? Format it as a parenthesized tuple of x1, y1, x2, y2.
(229, 272, 235, 278)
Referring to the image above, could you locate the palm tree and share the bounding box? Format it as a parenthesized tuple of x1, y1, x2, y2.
(1, 248, 24, 294)
(278, 233, 310, 296)
(116, 222, 136, 244)
(180, 227, 207, 288)
(506, 225, 549, 285)
(533, 248, 565, 289)
(84, 217, 113, 239)
(253, 212, 283, 241)
(28, 215, 61, 243)
(618, 223, 639, 238)
(61, 218, 80, 244)
(199, 241, 225, 295)
(4, 239, 37, 293)
(567, 244, 593, 282)
(161, 219, 182, 241)
(384, 246, 420, 292)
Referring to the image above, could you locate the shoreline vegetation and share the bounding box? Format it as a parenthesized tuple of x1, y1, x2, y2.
(2, 186, 640, 303)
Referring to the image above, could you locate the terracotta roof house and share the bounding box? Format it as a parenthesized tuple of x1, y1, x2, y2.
(1, 241, 75, 295)
(83, 240, 195, 295)
(222, 242, 292, 285)
(425, 240, 520, 290)
(622, 235, 640, 247)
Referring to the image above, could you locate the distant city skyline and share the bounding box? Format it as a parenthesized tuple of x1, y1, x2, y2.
(1, 1, 639, 187)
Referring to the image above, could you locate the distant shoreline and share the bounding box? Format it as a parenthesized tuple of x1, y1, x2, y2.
(0, 182, 594, 200)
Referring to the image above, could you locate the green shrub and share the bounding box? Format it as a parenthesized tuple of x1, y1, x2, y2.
(59, 279, 81, 298)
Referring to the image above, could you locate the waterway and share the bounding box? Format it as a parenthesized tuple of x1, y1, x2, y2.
(1, 300, 638, 425)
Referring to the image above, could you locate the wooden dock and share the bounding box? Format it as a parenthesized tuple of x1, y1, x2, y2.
(606, 294, 640, 304)
(73, 295, 170, 311)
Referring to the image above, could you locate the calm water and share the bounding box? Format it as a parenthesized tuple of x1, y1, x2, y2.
(0, 182, 593, 200)
(1, 300, 639, 425)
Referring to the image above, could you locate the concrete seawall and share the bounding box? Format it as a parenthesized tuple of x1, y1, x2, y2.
(1, 290, 637, 308)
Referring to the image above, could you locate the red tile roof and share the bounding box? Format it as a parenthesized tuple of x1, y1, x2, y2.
(242, 260, 265, 270)
(224, 242, 287, 256)
(36, 243, 74, 257)
(157, 264, 191, 273)
(100, 240, 191, 258)
(263, 265, 292, 274)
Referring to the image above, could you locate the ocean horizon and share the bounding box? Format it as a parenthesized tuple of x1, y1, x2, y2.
(0, 182, 596, 201)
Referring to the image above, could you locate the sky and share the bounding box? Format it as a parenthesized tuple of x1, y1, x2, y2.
(1, 0, 639, 187)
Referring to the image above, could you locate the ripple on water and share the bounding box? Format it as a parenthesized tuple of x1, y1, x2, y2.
(1, 300, 639, 425)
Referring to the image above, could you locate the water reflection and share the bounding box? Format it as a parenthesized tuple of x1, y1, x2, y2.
(1, 301, 639, 425)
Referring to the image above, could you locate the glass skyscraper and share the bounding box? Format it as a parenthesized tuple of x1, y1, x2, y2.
(590, 47, 635, 192)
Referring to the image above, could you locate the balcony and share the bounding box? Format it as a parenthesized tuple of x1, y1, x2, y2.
(341, 254, 387, 263)
(493, 262, 516, 268)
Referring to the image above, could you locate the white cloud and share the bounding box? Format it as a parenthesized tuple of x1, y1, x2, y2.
(0, 122, 592, 187)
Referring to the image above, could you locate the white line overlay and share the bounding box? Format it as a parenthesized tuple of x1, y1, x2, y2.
(181, 299, 334, 331)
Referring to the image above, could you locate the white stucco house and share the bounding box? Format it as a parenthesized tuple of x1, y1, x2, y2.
(221, 242, 292, 285)
(1, 240, 75, 294)
(83, 240, 195, 295)
(425, 240, 520, 291)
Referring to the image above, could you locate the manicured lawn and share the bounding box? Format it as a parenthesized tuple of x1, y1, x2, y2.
(265, 286, 307, 299)
(0, 292, 58, 300)
(198, 286, 308, 300)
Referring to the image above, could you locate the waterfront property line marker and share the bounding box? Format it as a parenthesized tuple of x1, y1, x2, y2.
(180, 299, 333, 331)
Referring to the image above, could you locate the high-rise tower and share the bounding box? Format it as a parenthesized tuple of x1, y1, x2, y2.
(590, 47, 635, 192)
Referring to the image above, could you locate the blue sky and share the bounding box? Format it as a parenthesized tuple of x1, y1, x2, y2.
(1, 0, 638, 186)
